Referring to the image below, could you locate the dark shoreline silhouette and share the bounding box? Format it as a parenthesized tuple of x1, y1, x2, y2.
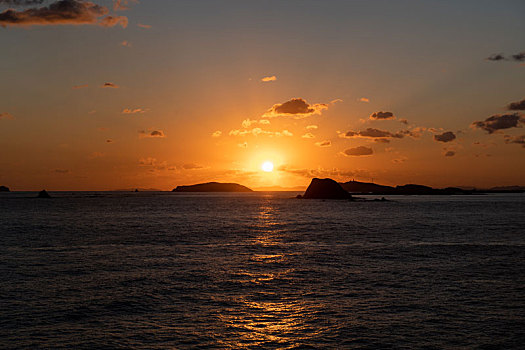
(340, 180, 525, 195)
(172, 182, 253, 192)
(298, 178, 353, 199)
(0, 185, 10, 192)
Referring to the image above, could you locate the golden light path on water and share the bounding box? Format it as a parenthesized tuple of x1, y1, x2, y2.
(216, 196, 323, 348)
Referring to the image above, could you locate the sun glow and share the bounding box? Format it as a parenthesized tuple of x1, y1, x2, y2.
(261, 161, 274, 172)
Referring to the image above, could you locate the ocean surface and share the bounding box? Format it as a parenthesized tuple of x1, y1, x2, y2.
(1, 191, 524, 349)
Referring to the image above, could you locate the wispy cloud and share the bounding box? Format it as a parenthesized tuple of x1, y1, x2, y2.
(315, 140, 331, 147)
(0, 0, 128, 28)
(0, 112, 14, 119)
(507, 98, 525, 111)
(120, 40, 131, 47)
(342, 128, 404, 140)
(486, 51, 525, 62)
(301, 133, 315, 139)
(211, 130, 222, 138)
(102, 82, 118, 88)
(122, 108, 146, 114)
(72, 84, 88, 89)
(359, 97, 369, 103)
(504, 134, 525, 148)
(137, 22, 151, 29)
(261, 75, 276, 82)
(229, 128, 293, 137)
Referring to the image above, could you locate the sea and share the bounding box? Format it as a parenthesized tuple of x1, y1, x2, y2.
(1, 191, 524, 349)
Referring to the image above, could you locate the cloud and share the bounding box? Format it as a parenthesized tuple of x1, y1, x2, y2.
(444, 151, 455, 157)
(504, 134, 525, 148)
(359, 97, 369, 103)
(392, 157, 407, 164)
(507, 98, 525, 111)
(511, 52, 525, 62)
(264, 98, 328, 118)
(54, 169, 70, 174)
(370, 111, 395, 120)
(182, 163, 204, 170)
(343, 127, 404, 139)
(0, 0, 128, 28)
(88, 151, 104, 159)
(137, 22, 150, 29)
(487, 53, 506, 61)
(102, 82, 118, 88)
(0, 1, 45, 5)
(72, 84, 88, 89)
(106, 139, 113, 143)
(139, 129, 166, 138)
(229, 127, 293, 137)
(434, 131, 456, 143)
(301, 133, 315, 139)
(278, 165, 357, 179)
(113, 0, 137, 11)
(122, 108, 146, 114)
(306, 125, 318, 130)
(399, 118, 409, 125)
(238, 142, 247, 148)
(0, 112, 13, 119)
(471, 113, 524, 134)
(120, 40, 131, 47)
(212, 130, 222, 138)
(399, 127, 426, 139)
(315, 140, 331, 147)
(343, 146, 373, 156)
(487, 51, 525, 62)
(261, 75, 276, 82)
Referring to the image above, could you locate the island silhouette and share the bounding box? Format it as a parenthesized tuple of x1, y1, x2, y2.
(0, 185, 10, 192)
(298, 178, 353, 199)
(172, 182, 253, 192)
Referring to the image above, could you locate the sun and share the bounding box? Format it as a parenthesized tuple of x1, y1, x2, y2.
(261, 161, 274, 172)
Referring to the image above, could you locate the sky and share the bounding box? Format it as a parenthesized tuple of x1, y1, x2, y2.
(0, 0, 524, 190)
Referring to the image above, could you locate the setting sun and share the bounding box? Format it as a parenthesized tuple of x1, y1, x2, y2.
(261, 161, 274, 172)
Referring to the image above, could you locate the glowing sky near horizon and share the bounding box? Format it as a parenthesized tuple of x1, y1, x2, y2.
(0, 0, 524, 190)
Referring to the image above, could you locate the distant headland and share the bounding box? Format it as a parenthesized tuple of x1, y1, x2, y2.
(0, 186, 10, 192)
(172, 182, 253, 192)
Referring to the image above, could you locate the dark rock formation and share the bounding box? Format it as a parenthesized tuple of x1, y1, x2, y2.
(0, 186, 9, 192)
(302, 178, 352, 199)
(172, 182, 253, 192)
(37, 190, 51, 198)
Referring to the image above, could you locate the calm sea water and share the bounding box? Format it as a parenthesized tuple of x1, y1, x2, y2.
(1, 192, 524, 349)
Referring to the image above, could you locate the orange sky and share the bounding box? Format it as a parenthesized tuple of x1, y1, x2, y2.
(0, 0, 524, 190)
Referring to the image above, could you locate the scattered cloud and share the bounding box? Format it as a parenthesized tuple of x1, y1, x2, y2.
(370, 111, 395, 120)
(0, 0, 128, 28)
(106, 139, 113, 143)
(72, 84, 88, 89)
(88, 151, 104, 159)
(212, 130, 222, 138)
(306, 125, 318, 130)
(399, 118, 409, 125)
(359, 97, 369, 103)
(392, 156, 408, 163)
(486, 51, 525, 62)
(511, 52, 525, 62)
(120, 40, 131, 47)
(139, 129, 166, 138)
(137, 22, 151, 29)
(263, 98, 328, 118)
(229, 127, 293, 137)
(0, 112, 13, 119)
(444, 150, 455, 157)
(507, 98, 525, 111)
(54, 169, 70, 174)
(261, 75, 276, 82)
(182, 163, 204, 170)
(487, 53, 505, 61)
(0, 1, 45, 5)
(278, 165, 358, 180)
(343, 127, 404, 139)
(504, 134, 525, 148)
(238, 142, 247, 148)
(102, 82, 118, 88)
(315, 140, 331, 147)
(399, 127, 426, 138)
(471, 113, 524, 134)
(301, 133, 315, 139)
(343, 146, 373, 156)
(113, 0, 137, 11)
(122, 108, 146, 114)
(434, 131, 456, 143)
